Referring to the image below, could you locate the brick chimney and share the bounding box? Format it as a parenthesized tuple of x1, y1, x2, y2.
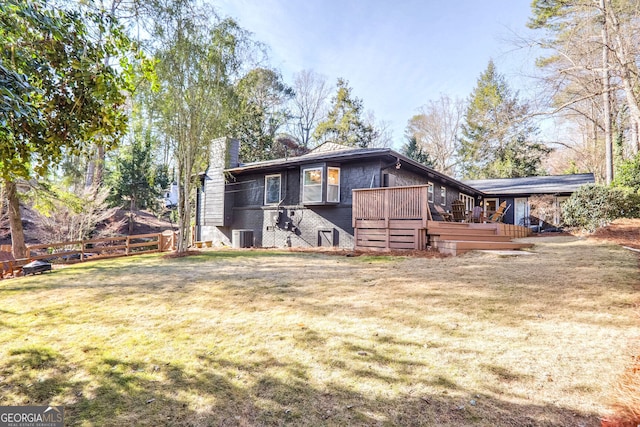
(209, 137, 240, 170)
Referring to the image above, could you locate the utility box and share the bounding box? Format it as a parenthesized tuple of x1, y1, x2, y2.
(232, 229, 253, 248)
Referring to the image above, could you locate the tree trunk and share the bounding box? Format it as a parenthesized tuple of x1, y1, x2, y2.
(176, 152, 194, 253)
(85, 155, 95, 189)
(94, 144, 105, 187)
(631, 119, 639, 155)
(128, 197, 135, 235)
(4, 178, 27, 259)
(177, 175, 191, 253)
(85, 144, 105, 189)
(601, 0, 614, 184)
(604, 0, 640, 154)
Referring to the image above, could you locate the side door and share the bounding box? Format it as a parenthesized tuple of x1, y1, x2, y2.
(514, 198, 529, 226)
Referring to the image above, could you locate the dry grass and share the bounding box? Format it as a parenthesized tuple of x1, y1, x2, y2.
(0, 235, 638, 426)
(607, 340, 640, 426)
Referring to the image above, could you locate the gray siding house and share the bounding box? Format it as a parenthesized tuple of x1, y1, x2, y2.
(465, 173, 595, 227)
(196, 138, 483, 248)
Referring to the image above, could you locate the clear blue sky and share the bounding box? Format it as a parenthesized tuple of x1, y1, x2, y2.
(215, 0, 539, 147)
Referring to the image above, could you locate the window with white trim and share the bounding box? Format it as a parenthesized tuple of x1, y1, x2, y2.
(484, 198, 498, 215)
(428, 182, 434, 203)
(440, 186, 446, 205)
(302, 167, 323, 203)
(327, 167, 340, 202)
(264, 174, 281, 205)
(459, 193, 474, 212)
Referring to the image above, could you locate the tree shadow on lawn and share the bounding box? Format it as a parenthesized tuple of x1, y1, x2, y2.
(0, 251, 359, 293)
(0, 345, 601, 426)
(0, 240, 630, 425)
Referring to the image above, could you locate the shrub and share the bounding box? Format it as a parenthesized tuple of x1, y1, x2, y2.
(561, 184, 640, 232)
(613, 153, 640, 193)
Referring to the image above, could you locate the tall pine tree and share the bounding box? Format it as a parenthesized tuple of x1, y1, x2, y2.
(313, 79, 378, 148)
(401, 136, 434, 167)
(107, 132, 165, 233)
(233, 67, 294, 162)
(458, 60, 550, 179)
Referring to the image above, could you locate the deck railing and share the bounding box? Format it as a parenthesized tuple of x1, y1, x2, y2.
(352, 185, 432, 227)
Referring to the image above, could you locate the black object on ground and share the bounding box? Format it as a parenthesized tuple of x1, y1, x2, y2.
(23, 260, 52, 275)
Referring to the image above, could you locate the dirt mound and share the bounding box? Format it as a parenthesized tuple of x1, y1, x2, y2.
(588, 218, 640, 250)
(0, 208, 176, 246)
(101, 209, 176, 236)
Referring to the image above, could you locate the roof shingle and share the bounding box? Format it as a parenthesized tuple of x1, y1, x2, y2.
(464, 173, 595, 196)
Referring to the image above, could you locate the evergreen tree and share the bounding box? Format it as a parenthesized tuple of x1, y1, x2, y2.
(613, 152, 640, 192)
(108, 139, 158, 212)
(458, 60, 550, 179)
(233, 67, 294, 162)
(107, 133, 163, 233)
(313, 78, 378, 147)
(401, 136, 434, 167)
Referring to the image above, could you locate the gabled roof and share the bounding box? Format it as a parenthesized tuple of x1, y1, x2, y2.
(464, 173, 595, 196)
(309, 141, 354, 153)
(225, 146, 389, 173)
(224, 146, 483, 196)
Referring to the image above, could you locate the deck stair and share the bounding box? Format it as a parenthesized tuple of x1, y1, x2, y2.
(351, 186, 533, 255)
(427, 221, 533, 256)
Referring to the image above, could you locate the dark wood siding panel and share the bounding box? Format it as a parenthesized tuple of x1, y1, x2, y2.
(381, 165, 473, 212)
(202, 170, 226, 226)
(231, 173, 265, 207)
(281, 170, 300, 205)
(502, 197, 515, 225)
(384, 166, 429, 187)
(200, 137, 241, 227)
(340, 161, 385, 203)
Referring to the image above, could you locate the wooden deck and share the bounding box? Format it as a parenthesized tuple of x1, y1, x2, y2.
(352, 186, 533, 255)
(426, 221, 533, 256)
(353, 186, 431, 251)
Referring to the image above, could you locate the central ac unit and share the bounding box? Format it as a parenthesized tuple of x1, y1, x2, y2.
(232, 229, 254, 248)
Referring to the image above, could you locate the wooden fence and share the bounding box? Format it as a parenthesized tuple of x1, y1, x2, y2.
(25, 232, 176, 262)
(1, 232, 177, 279)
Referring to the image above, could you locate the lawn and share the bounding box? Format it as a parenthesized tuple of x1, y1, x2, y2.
(0, 235, 638, 426)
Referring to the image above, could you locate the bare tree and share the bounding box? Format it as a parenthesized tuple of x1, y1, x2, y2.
(604, 0, 640, 151)
(405, 95, 464, 175)
(544, 114, 607, 180)
(32, 186, 119, 244)
(529, 0, 640, 182)
(151, 2, 254, 252)
(364, 111, 393, 148)
(289, 69, 331, 148)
